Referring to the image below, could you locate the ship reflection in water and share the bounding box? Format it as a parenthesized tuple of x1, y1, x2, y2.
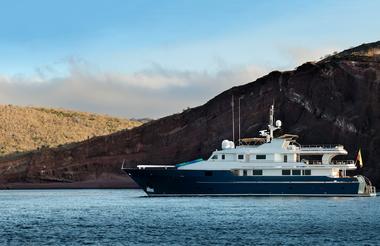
(0, 189, 379, 245)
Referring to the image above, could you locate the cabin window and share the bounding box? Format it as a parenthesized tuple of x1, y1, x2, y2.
(221, 154, 225, 160)
(292, 170, 301, 176)
(252, 170, 263, 176)
(282, 169, 291, 175)
(284, 155, 287, 162)
(211, 155, 218, 160)
(303, 170, 311, 176)
(243, 170, 248, 176)
(205, 171, 213, 176)
(238, 154, 244, 160)
(256, 155, 266, 160)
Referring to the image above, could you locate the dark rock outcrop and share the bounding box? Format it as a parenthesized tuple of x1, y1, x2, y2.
(1, 41, 380, 188)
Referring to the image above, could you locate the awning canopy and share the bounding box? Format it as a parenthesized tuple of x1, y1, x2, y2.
(278, 134, 299, 140)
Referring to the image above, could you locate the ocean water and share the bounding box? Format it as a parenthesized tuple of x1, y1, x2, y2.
(0, 190, 379, 246)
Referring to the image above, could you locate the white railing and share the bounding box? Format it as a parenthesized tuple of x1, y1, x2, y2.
(302, 160, 355, 165)
(299, 144, 344, 150)
(287, 145, 300, 150)
(331, 160, 355, 165)
(303, 160, 322, 165)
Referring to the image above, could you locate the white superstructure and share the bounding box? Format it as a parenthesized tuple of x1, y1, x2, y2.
(177, 105, 357, 179)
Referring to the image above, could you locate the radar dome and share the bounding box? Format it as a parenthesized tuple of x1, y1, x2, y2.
(222, 140, 235, 149)
(229, 141, 235, 149)
(222, 140, 230, 149)
(275, 120, 282, 127)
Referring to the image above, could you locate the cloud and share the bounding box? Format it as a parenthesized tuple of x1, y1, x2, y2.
(282, 46, 341, 65)
(0, 59, 268, 118)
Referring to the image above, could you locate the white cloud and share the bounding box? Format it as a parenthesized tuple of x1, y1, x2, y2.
(283, 46, 341, 65)
(0, 59, 268, 118)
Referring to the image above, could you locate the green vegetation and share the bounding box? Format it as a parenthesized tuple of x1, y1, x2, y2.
(0, 105, 142, 155)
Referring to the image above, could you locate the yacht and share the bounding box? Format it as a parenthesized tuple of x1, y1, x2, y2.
(122, 105, 376, 197)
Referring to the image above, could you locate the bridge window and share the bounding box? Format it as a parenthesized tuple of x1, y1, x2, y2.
(303, 170, 311, 176)
(221, 154, 225, 160)
(282, 169, 291, 175)
(252, 170, 263, 176)
(292, 170, 301, 175)
(284, 155, 287, 162)
(256, 155, 266, 160)
(211, 155, 218, 160)
(238, 154, 244, 160)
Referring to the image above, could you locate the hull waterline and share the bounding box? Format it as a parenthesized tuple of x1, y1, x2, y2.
(124, 168, 376, 197)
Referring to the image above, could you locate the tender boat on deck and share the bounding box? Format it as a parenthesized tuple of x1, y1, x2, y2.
(122, 105, 376, 197)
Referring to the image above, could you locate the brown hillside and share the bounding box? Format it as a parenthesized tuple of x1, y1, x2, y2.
(0, 105, 142, 155)
(1, 41, 380, 188)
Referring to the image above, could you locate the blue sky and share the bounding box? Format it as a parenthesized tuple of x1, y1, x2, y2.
(0, 0, 380, 118)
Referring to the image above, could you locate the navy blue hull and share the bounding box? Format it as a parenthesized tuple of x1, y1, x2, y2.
(124, 169, 360, 196)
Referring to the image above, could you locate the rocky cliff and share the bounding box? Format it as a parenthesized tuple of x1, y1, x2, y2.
(1, 41, 380, 188)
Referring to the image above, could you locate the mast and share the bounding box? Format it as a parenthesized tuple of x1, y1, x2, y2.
(259, 104, 281, 142)
(238, 95, 245, 144)
(238, 96, 242, 142)
(231, 95, 235, 143)
(269, 104, 274, 127)
(269, 104, 275, 140)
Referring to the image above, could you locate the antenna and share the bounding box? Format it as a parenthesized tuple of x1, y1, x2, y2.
(260, 103, 281, 143)
(238, 96, 244, 143)
(269, 104, 274, 127)
(231, 95, 235, 143)
(268, 104, 275, 140)
(268, 103, 282, 141)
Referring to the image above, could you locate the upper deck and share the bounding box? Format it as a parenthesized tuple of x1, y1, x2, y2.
(288, 144, 348, 155)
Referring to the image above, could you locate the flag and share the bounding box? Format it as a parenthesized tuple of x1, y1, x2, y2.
(356, 149, 363, 168)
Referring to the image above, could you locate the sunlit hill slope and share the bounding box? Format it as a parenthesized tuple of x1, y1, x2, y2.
(0, 105, 142, 155)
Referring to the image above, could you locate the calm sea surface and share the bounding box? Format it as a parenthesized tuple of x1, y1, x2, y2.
(0, 189, 379, 245)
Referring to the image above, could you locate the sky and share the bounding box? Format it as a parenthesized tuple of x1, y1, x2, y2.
(0, 0, 380, 118)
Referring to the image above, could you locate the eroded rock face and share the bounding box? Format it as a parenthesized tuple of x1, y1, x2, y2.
(1, 42, 380, 188)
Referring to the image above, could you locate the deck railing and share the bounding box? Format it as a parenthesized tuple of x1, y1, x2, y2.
(302, 160, 355, 165)
(299, 144, 344, 150)
(331, 160, 355, 165)
(303, 160, 322, 165)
